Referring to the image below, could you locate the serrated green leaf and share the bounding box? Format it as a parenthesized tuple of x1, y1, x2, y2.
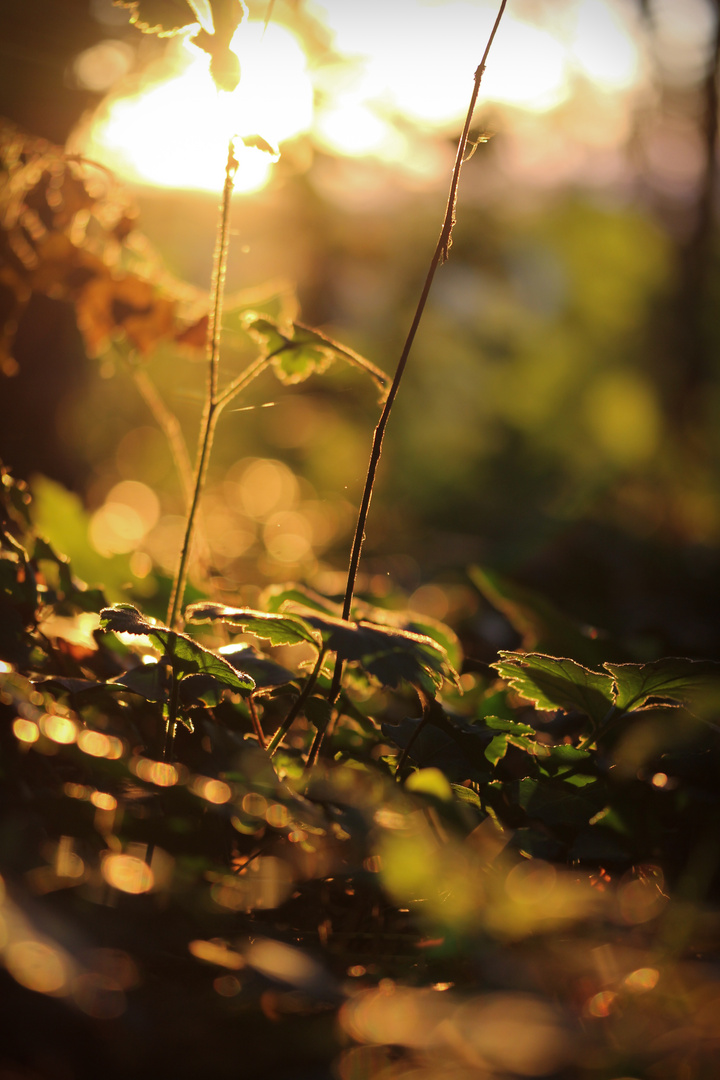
(261, 583, 340, 617)
(242, 313, 334, 385)
(100, 603, 153, 634)
(483, 716, 536, 736)
(301, 613, 454, 693)
(304, 695, 332, 729)
(605, 658, 720, 712)
(401, 613, 463, 675)
(100, 604, 255, 696)
(451, 784, 484, 811)
(493, 652, 614, 725)
(218, 645, 296, 689)
(111, 661, 169, 702)
(186, 602, 319, 649)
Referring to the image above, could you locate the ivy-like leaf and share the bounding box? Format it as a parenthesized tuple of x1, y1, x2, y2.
(100, 604, 255, 696)
(605, 658, 720, 712)
(485, 733, 510, 767)
(186, 603, 319, 649)
(493, 652, 614, 726)
(304, 695, 333, 730)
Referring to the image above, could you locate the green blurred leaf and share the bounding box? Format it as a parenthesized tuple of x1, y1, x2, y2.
(493, 651, 614, 725)
(405, 767, 454, 802)
(31, 477, 137, 602)
(469, 565, 608, 665)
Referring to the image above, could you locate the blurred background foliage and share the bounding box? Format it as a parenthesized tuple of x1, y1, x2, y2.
(1, 0, 720, 663)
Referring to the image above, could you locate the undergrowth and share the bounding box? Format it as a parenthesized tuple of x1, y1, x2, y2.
(2, 3, 720, 1079)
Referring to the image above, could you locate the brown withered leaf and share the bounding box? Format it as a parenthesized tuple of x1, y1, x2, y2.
(1, 122, 211, 362)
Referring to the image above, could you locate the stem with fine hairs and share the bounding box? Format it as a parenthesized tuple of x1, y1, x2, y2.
(166, 141, 238, 630)
(327, 0, 508, 706)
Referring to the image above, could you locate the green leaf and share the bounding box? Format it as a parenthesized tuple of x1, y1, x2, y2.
(110, 661, 169, 702)
(493, 651, 614, 725)
(514, 776, 604, 829)
(400, 613, 463, 675)
(301, 613, 456, 694)
(218, 645, 296, 689)
(485, 733, 510, 766)
(242, 314, 334, 385)
(186, 602, 319, 649)
(304, 695, 332, 729)
(483, 716, 536, 736)
(100, 604, 255, 697)
(405, 767, 454, 802)
(261, 583, 341, 617)
(451, 784, 485, 812)
(100, 603, 152, 635)
(605, 658, 720, 712)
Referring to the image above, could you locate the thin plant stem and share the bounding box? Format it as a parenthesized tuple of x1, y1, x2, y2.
(328, 0, 508, 706)
(130, 365, 194, 508)
(266, 647, 327, 757)
(167, 140, 238, 630)
(130, 364, 216, 578)
(293, 322, 390, 397)
(248, 695, 266, 749)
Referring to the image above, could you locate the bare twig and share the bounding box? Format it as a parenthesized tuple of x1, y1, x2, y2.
(328, 0, 508, 707)
(130, 366, 195, 507)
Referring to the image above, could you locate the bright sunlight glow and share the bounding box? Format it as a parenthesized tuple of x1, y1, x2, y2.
(78, 20, 313, 193)
(73, 0, 643, 193)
